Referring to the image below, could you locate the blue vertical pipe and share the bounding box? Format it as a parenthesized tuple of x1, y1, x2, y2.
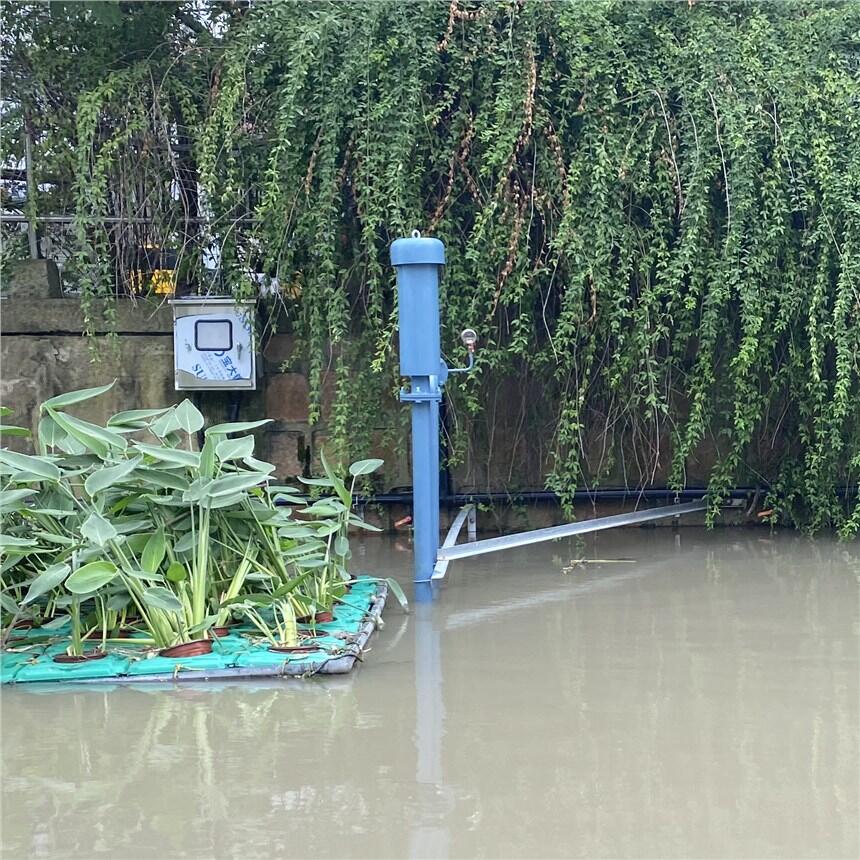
(390, 234, 446, 583)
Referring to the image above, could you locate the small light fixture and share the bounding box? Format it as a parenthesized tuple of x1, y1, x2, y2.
(460, 328, 478, 352)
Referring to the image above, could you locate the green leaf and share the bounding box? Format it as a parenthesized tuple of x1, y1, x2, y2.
(121, 568, 165, 583)
(181, 477, 214, 503)
(133, 443, 200, 467)
(301, 501, 344, 516)
(41, 381, 115, 411)
(141, 529, 166, 574)
(297, 476, 335, 487)
(142, 586, 183, 613)
(207, 472, 267, 497)
(384, 577, 409, 612)
(150, 408, 181, 438)
(0, 489, 35, 513)
(0, 407, 11, 417)
(38, 415, 73, 451)
(84, 456, 142, 496)
(242, 456, 275, 475)
(22, 563, 71, 604)
(319, 448, 352, 506)
(349, 458, 384, 476)
(81, 511, 118, 546)
(0, 593, 20, 615)
(334, 535, 350, 557)
(0, 449, 60, 481)
(0, 425, 31, 438)
(165, 561, 187, 583)
(47, 409, 127, 456)
(173, 399, 205, 434)
(65, 561, 118, 594)
(0, 534, 39, 549)
(133, 468, 190, 491)
(205, 419, 272, 436)
(172, 532, 195, 554)
(216, 435, 255, 461)
(106, 408, 168, 427)
(199, 435, 217, 479)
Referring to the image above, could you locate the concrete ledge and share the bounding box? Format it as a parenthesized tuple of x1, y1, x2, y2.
(0, 298, 173, 335)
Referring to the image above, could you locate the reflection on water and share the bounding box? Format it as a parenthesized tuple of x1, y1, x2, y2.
(2, 528, 858, 859)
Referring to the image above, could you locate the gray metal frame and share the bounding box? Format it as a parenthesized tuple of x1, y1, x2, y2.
(436, 500, 707, 564)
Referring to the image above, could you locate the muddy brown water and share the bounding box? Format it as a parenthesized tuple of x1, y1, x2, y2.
(1, 528, 858, 859)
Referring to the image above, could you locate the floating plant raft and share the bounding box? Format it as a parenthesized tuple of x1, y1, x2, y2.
(1, 579, 386, 685)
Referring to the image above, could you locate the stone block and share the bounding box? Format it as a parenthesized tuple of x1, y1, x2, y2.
(264, 430, 307, 479)
(0, 334, 180, 452)
(265, 372, 309, 424)
(3, 259, 62, 299)
(262, 333, 297, 370)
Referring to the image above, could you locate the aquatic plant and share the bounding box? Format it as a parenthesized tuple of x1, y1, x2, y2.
(0, 383, 392, 654)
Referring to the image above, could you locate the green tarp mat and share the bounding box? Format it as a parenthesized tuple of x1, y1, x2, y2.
(1, 578, 386, 685)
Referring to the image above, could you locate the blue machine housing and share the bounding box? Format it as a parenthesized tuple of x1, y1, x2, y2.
(391, 237, 445, 378)
(390, 235, 447, 583)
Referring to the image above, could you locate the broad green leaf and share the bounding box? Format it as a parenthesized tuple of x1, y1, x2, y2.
(172, 532, 195, 554)
(216, 435, 255, 461)
(141, 529, 166, 573)
(295, 558, 328, 569)
(297, 476, 335, 487)
(271, 493, 306, 505)
(0, 407, 10, 417)
(277, 525, 320, 538)
(38, 414, 66, 449)
(313, 520, 343, 536)
(41, 613, 72, 629)
(150, 408, 181, 438)
(349, 458, 384, 476)
(0, 425, 30, 437)
(133, 443, 199, 467)
(0, 593, 20, 615)
(334, 535, 350, 557)
(242, 456, 275, 475)
(0, 449, 60, 481)
(142, 586, 183, 613)
(205, 419, 272, 436)
(107, 408, 169, 427)
(207, 472, 267, 497)
(0, 489, 35, 513)
(0, 534, 38, 549)
(187, 614, 218, 635)
(348, 515, 382, 532)
(199, 435, 217, 479)
(384, 577, 409, 612)
(182, 477, 214, 503)
(31, 531, 76, 545)
(173, 399, 204, 434)
(0, 553, 24, 574)
(41, 381, 115, 411)
(81, 511, 118, 547)
(22, 563, 71, 604)
(112, 516, 153, 535)
(65, 561, 118, 594)
(204, 492, 250, 509)
(84, 456, 142, 496)
(133, 468, 190, 491)
(47, 409, 127, 456)
(165, 561, 187, 583)
(301, 501, 344, 516)
(121, 568, 165, 583)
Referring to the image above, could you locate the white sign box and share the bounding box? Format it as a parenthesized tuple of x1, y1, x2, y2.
(170, 298, 256, 390)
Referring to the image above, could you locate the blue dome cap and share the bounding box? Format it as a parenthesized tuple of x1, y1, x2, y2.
(390, 235, 445, 266)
